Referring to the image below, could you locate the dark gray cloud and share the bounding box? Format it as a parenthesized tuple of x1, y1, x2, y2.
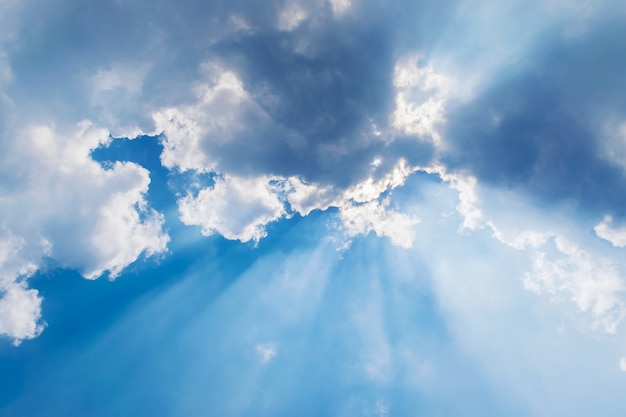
(188, 23, 435, 186)
(442, 16, 626, 218)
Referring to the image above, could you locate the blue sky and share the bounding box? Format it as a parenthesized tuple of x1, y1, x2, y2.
(1, 0, 626, 415)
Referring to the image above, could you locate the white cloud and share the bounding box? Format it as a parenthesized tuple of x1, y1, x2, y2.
(329, 0, 352, 17)
(422, 165, 484, 231)
(343, 160, 417, 204)
(415, 165, 626, 334)
(0, 232, 44, 344)
(391, 56, 453, 149)
(175, 158, 423, 248)
(460, 186, 626, 334)
(523, 237, 626, 333)
(278, 2, 309, 31)
(490, 226, 552, 250)
(339, 198, 419, 249)
(86, 186, 168, 279)
(594, 215, 626, 248)
(0, 121, 168, 343)
(0, 233, 39, 285)
(285, 178, 338, 216)
(3, 122, 169, 278)
(255, 343, 277, 364)
(0, 283, 45, 345)
(490, 213, 626, 334)
(178, 175, 287, 243)
(621, 357, 626, 372)
(154, 68, 268, 173)
(292, 160, 421, 248)
(329, 162, 422, 247)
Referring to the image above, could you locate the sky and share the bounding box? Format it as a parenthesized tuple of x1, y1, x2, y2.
(1, 0, 626, 415)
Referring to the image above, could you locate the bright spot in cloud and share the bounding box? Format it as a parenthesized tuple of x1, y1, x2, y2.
(392, 55, 453, 149)
(329, 0, 352, 16)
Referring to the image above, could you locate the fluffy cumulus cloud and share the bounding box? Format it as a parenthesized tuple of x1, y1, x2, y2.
(178, 175, 287, 242)
(595, 215, 626, 248)
(0, 121, 168, 343)
(0, 233, 43, 343)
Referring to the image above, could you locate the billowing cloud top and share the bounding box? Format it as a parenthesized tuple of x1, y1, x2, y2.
(1, 2, 626, 412)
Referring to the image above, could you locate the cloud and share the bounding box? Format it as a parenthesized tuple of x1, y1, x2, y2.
(1, 121, 169, 278)
(523, 237, 626, 333)
(621, 357, 626, 372)
(175, 158, 423, 247)
(594, 215, 626, 248)
(403, 165, 626, 334)
(476, 188, 626, 333)
(339, 198, 419, 249)
(441, 12, 626, 217)
(277, 1, 310, 31)
(178, 174, 287, 242)
(284, 178, 337, 216)
(0, 282, 44, 345)
(329, 0, 352, 17)
(0, 121, 168, 343)
(0, 233, 44, 344)
(154, 67, 269, 174)
(419, 164, 484, 232)
(151, 36, 401, 185)
(255, 343, 277, 364)
(391, 55, 452, 150)
(332, 159, 421, 248)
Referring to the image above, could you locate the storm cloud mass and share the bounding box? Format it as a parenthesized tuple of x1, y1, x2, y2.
(2, 0, 626, 416)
